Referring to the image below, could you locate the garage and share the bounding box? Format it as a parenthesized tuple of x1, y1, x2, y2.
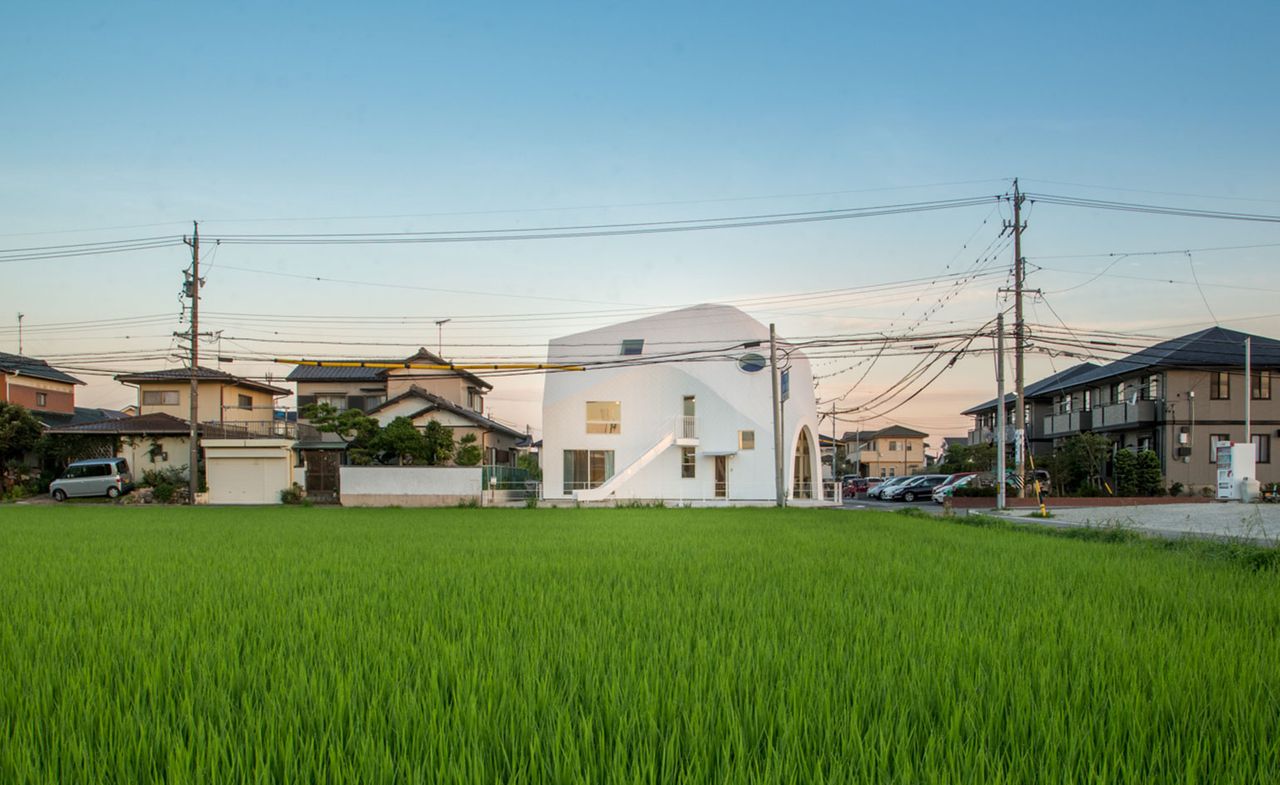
(202, 439, 295, 505)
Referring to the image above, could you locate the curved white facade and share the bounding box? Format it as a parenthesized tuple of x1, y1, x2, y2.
(542, 304, 821, 502)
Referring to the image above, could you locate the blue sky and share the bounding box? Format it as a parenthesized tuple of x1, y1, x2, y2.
(3, 1, 1279, 441)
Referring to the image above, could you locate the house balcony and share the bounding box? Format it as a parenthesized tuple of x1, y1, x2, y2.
(200, 420, 321, 441)
(1042, 410, 1093, 438)
(967, 425, 1016, 445)
(1093, 400, 1157, 431)
(675, 415, 698, 446)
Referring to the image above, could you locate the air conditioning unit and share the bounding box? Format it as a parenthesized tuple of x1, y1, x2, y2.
(1175, 446, 1192, 458)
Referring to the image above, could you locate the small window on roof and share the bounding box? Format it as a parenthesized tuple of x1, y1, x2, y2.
(620, 339, 645, 356)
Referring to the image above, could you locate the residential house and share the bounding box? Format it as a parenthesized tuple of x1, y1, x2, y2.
(115, 367, 290, 428)
(288, 349, 525, 497)
(541, 303, 822, 503)
(0, 351, 94, 428)
(46, 412, 196, 477)
(960, 328, 1280, 492)
(845, 425, 928, 478)
(961, 363, 1100, 459)
(1031, 326, 1280, 492)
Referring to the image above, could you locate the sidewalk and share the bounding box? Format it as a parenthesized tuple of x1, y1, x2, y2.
(993, 502, 1280, 545)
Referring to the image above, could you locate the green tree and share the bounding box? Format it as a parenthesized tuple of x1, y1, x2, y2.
(370, 417, 430, 465)
(516, 451, 542, 481)
(0, 402, 43, 491)
(1136, 449, 1163, 496)
(1052, 433, 1112, 494)
(301, 402, 381, 465)
(422, 420, 455, 466)
(1113, 448, 1138, 497)
(454, 433, 483, 466)
(935, 442, 996, 475)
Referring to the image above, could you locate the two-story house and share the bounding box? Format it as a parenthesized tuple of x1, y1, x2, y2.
(288, 349, 526, 497)
(1032, 326, 1280, 492)
(115, 367, 290, 426)
(845, 425, 928, 478)
(961, 363, 1100, 459)
(1, 351, 87, 427)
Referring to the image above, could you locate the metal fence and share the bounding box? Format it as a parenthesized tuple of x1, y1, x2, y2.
(200, 421, 321, 441)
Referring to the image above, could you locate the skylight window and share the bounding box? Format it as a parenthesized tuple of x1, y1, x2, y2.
(620, 339, 644, 356)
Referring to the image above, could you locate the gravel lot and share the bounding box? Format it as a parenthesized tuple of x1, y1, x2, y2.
(999, 502, 1280, 545)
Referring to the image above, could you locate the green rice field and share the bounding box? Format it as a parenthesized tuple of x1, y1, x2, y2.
(1, 506, 1277, 783)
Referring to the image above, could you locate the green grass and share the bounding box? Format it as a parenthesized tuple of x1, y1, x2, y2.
(1, 507, 1277, 784)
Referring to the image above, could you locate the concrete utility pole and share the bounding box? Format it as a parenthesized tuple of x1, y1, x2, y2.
(185, 222, 201, 504)
(1010, 179, 1028, 497)
(996, 312, 1007, 510)
(770, 323, 785, 507)
(1245, 336, 1252, 450)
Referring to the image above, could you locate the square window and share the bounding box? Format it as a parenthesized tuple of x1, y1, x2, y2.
(238, 394, 253, 410)
(142, 390, 181, 406)
(738, 430, 755, 450)
(585, 401, 621, 434)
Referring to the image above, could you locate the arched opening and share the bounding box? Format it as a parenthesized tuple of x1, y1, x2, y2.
(793, 427, 814, 499)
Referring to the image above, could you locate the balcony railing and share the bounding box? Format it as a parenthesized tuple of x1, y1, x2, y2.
(675, 415, 698, 444)
(967, 425, 1017, 445)
(1042, 409, 1094, 437)
(200, 420, 321, 441)
(1093, 400, 1156, 430)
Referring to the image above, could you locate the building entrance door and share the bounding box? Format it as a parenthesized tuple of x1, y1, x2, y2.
(714, 456, 727, 498)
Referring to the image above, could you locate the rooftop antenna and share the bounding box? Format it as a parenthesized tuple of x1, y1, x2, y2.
(435, 318, 451, 356)
(16, 313, 24, 355)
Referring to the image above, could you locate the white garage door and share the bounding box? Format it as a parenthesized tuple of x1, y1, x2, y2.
(209, 458, 268, 504)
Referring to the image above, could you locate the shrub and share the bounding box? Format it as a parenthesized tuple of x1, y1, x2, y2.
(1113, 449, 1138, 497)
(280, 484, 305, 505)
(141, 466, 188, 488)
(151, 484, 177, 504)
(1169, 482, 1185, 497)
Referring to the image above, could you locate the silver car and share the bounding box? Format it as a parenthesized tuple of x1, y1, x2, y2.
(50, 458, 135, 501)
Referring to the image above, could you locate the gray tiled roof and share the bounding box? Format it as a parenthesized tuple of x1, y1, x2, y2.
(961, 362, 1100, 415)
(0, 352, 84, 385)
(47, 412, 194, 435)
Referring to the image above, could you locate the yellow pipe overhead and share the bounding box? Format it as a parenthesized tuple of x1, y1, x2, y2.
(275, 358, 586, 371)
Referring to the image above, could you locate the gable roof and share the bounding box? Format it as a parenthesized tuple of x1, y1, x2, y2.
(0, 352, 84, 385)
(960, 362, 1101, 416)
(46, 412, 194, 436)
(872, 425, 928, 439)
(1033, 326, 1280, 395)
(283, 348, 493, 390)
(114, 366, 290, 396)
(33, 406, 128, 430)
(371, 385, 525, 439)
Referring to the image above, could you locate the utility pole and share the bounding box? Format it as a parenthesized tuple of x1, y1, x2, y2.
(1010, 179, 1028, 497)
(16, 313, 23, 355)
(996, 312, 1007, 510)
(184, 222, 201, 504)
(1245, 336, 1252, 451)
(770, 323, 785, 507)
(830, 401, 838, 501)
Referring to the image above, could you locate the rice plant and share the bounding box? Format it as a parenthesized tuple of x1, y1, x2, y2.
(0, 506, 1276, 783)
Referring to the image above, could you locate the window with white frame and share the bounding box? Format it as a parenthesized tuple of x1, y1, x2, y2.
(680, 447, 696, 478)
(738, 430, 755, 450)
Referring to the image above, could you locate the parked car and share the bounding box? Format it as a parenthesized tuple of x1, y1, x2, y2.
(866, 476, 910, 500)
(49, 458, 134, 501)
(842, 476, 871, 496)
(932, 472, 978, 504)
(884, 474, 951, 502)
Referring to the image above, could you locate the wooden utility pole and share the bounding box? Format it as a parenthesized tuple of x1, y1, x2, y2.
(1011, 179, 1027, 497)
(186, 222, 200, 504)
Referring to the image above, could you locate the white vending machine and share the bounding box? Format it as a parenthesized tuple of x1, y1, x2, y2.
(1215, 442, 1257, 501)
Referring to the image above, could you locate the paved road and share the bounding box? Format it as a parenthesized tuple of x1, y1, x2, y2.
(998, 503, 1280, 545)
(841, 496, 943, 515)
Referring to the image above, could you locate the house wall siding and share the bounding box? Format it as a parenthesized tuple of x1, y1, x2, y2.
(4, 380, 75, 414)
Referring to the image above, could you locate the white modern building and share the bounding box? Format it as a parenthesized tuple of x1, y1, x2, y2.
(541, 304, 822, 503)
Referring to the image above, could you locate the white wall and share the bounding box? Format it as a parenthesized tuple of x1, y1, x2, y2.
(542, 304, 821, 502)
(339, 466, 482, 507)
(203, 439, 295, 505)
